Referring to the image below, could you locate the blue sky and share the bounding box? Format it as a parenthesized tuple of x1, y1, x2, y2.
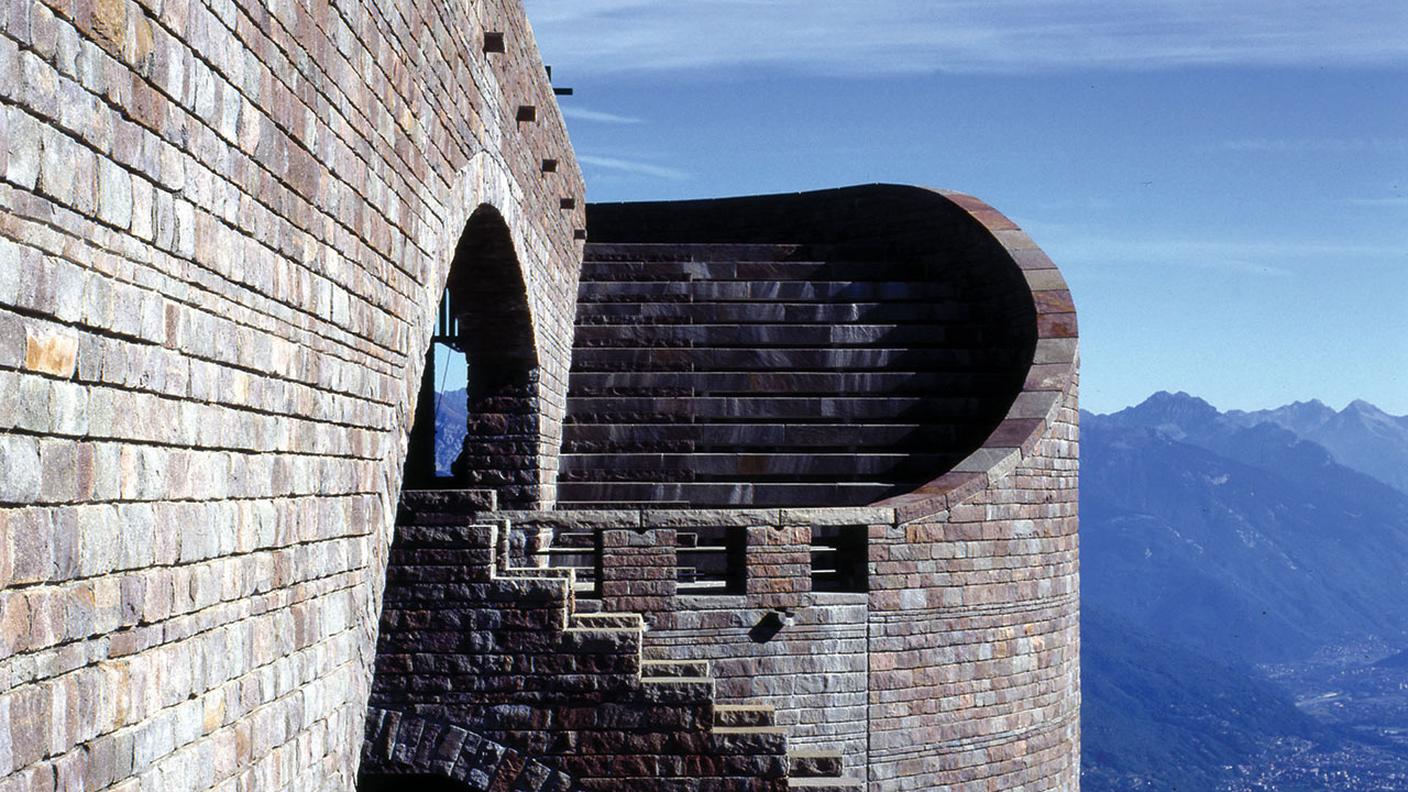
(519, 0, 1408, 415)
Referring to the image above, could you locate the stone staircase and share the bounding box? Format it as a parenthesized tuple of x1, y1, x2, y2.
(368, 491, 861, 790)
(561, 241, 1029, 508)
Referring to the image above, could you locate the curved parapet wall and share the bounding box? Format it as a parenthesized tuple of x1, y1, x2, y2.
(871, 190, 1079, 521)
(0, 0, 582, 788)
(563, 185, 1041, 508)
(864, 192, 1079, 791)
(542, 185, 1079, 790)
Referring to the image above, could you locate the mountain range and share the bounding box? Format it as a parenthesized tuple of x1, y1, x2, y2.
(1087, 392, 1408, 661)
(433, 389, 469, 476)
(1227, 399, 1408, 496)
(1081, 392, 1408, 790)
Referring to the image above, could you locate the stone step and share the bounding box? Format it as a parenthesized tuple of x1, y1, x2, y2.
(558, 460, 948, 486)
(569, 346, 1022, 373)
(397, 488, 498, 512)
(707, 726, 790, 756)
(559, 452, 947, 477)
(575, 300, 976, 325)
(572, 597, 604, 613)
(581, 258, 924, 282)
(713, 704, 776, 728)
(561, 422, 971, 452)
(556, 481, 903, 509)
(789, 751, 845, 778)
(566, 395, 991, 422)
(574, 322, 989, 349)
(637, 675, 717, 705)
(498, 567, 575, 581)
(577, 280, 957, 303)
(585, 241, 820, 262)
(640, 658, 710, 678)
(711, 725, 789, 736)
(567, 370, 1014, 397)
(788, 778, 864, 790)
(559, 625, 644, 659)
(638, 674, 714, 686)
(570, 612, 643, 630)
(556, 500, 694, 510)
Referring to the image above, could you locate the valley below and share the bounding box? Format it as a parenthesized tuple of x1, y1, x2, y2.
(1227, 642, 1408, 791)
(1080, 393, 1408, 791)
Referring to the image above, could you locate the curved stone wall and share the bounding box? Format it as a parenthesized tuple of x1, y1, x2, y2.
(866, 193, 1080, 790)
(535, 186, 1080, 790)
(565, 186, 1038, 508)
(0, 0, 583, 786)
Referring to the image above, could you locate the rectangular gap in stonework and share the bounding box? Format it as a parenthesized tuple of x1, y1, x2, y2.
(677, 526, 746, 595)
(541, 528, 601, 598)
(811, 525, 868, 593)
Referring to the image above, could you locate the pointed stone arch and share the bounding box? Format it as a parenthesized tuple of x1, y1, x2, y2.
(447, 205, 542, 507)
(403, 203, 549, 508)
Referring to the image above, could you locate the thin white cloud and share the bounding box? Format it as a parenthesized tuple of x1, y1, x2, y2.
(525, 0, 1408, 75)
(1346, 196, 1408, 208)
(560, 106, 645, 125)
(578, 155, 690, 180)
(1214, 138, 1408, 154)
(1020, 221, 1407, 278)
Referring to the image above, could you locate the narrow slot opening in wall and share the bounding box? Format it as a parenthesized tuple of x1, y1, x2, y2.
(431, 292, 469, 479)
(537, 525, 602, 598)
(811, 525, 868, 593)
(403, 289, 468, 489)
(677, 526, 746, 595)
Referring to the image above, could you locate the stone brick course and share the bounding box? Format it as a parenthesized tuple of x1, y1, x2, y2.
(1, 0, 582, 786)
(368, 501, 794, 791)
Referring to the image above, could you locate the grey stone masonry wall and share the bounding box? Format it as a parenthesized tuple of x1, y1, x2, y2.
(867, 374, 1080, 791)
(498, 509, 880, 782)
(369, 499, 798, 792)
(0, 0, 584, 786)
(505, 435, 1080, 791)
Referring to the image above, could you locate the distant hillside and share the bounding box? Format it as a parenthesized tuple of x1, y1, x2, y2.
(1377, 649, 1408, 670)
(434, 388, 468, 476)
(1081, 392, 1408, 790)
(1084, 396, 1408, 662)
(1082, 608, 1326, 792)
(1226, 398, 1408, 495)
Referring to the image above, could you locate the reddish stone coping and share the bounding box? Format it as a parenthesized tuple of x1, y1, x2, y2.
(869, 189, 1077, 523)
(495, 505, 902, 530)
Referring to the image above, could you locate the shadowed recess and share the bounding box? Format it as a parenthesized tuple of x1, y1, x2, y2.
(558, 184, 1039, 508)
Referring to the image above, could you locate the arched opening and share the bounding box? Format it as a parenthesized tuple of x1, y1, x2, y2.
(403, 205, 541, 508)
